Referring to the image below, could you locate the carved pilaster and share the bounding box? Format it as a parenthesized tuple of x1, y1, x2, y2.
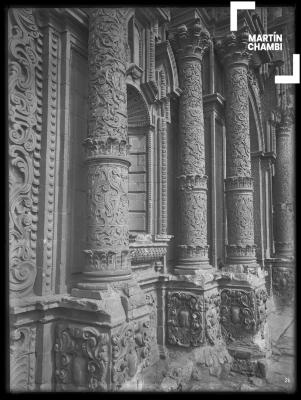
(8, 8, 43, 298)
(216, 28, 257, 268)
(78, 8, 132, 289)
(10, 326, 37, 391)
(171, 19, 212, 273)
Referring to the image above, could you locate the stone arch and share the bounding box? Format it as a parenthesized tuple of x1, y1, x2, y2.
(127, 83, 151, 128)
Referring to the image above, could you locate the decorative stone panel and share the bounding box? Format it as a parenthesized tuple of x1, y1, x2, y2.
(8, 8, 43, 298)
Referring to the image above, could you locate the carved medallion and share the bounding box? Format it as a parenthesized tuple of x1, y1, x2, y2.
(167, 291, 204, 347)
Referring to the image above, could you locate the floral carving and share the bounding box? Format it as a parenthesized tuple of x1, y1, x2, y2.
(205, 292, 222, 345)
(220, 288, 267, 342)
(167, 291, 204, 347)
(8, 8, 43, 297)
(173, 35, 210, 267)
(54, 324, 109, 392)
(226, 193, 254, 246)
(84, 163, 130, 272)
(226, 66, 251, 177)
(88, 8, 128, 150)
(111, 320, 151, 390)
(10, 326, 36, 391)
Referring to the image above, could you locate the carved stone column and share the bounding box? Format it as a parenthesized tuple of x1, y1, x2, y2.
(171, 19, 212, 274)
(217, 29, 257, 270)
(76, 8, 132, 291)
(216, 30, 270, 378)
(271, 107, 295, 303)
(274, 110, 294, 259)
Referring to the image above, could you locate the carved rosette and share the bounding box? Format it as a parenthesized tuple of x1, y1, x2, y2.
(171, 20, 211, 270)
(167, 291, 204, 347)
(274, 111, 295, 258)
(54, 324, 109, 392)
(220, 288, 267, 342)
(216, 29, 257, 267)
(8, 9, 43, 298)
(81, 8, 132, 283)
(111, 320, 151, 390)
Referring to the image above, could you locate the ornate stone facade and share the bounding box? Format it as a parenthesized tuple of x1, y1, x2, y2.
(8, 7, 294, 392)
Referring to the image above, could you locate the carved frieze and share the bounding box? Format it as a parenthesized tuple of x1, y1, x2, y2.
(10, 326, 36, 391)
(8, 8, 43, 298)
(220, 288, 267, 342)
(130, 246, 167, 264)
(54, 324, 109, 391)
(111, 320, 151, 390)
(167, 292, 204, 347)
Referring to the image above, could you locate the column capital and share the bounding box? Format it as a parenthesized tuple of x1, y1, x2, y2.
(170, 18, 211, 62)
(215, 26, 251, 67)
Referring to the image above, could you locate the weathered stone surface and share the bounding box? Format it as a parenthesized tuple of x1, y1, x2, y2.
(8, 6, 295, 393)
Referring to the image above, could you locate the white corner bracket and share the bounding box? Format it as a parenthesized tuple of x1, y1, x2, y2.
(275, 54, 300, 84)
(230, 1, 256, 31)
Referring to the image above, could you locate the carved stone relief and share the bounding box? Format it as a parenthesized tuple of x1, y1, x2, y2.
(220, 288, 267, 342)
(8, 8, 43, 297)
(10, 326, 36, 391)
(204, 292, 222, 345)
(111, 319, 151, 390)
(167, 291, 204, 347)
(54, 324, 109, 391)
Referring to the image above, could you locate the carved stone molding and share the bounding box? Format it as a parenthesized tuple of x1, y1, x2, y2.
(225, 176, 253, 192)
(220, 288, 267, 342)
(111, 319, 151, 390)
(54, 324, 109, 391)
(10, 326, 36, 391)
(8, 8, 43, 298)
(167, 291, 204, 347)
